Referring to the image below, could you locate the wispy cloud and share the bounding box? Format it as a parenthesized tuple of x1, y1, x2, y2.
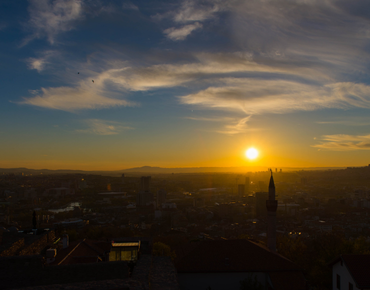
(185, 116, 233, 122)
(23, 0, 83, 45)
(157, 0, 223, 41)
(186, 115, 251, 134)
(313, 134, 370, 151)
(84, 52, 328, 92)
(26, 50, 57, 72)
(122, 2, 138, 11)
(28, 89, 40, 95)
(216, 116, 252, 135)
(27, 58, 46, 72)
(180, 80, 370, 114)
(164, 22, 202, 41)
(173, 0, 221, 23)
(76, 119, 133, 135)
(316, 120, 370, 126)
(21, 84, 134, 111)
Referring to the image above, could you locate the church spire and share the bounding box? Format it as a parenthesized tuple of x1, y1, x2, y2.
(266, 170, 278, 252)
(268, 172, 275, 200)
(269, 171, 275, 189)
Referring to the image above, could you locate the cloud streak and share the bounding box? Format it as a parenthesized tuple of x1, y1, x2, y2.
(313, 134, 370, 151)
(164, 22, 202, 41)
(173, 0, 221, 23)
(21, 84, 134, 111)
(216, 116, 252, 135)
(186, 115, 252, 134)
(158, 0, 223, 41)
(76, 119, 133, 135)
(24, 0, 83, 45)
(180, 80, 370, 115)
(26, 50, 57, 72)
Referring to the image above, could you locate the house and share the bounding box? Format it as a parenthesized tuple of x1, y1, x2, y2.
(175, 239, 306, 290)
(330, 255, 370, 290)
(50, 239, 110, 265)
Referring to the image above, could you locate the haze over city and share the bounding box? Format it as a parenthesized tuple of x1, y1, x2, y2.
(2, 0, 370, 171)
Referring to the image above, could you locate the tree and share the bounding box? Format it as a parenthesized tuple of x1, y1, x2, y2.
(152, 242, 176, 260)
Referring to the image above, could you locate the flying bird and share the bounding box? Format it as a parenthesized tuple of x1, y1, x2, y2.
(77, 72, 79, 74)
(92, 80, 94, 83)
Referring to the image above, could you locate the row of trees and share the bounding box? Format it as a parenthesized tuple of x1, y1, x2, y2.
(277, 232, 370, 289)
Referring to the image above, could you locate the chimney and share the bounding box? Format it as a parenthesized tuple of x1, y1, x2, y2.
(46, 248, 57, 264)
(266, 172, 278, 252)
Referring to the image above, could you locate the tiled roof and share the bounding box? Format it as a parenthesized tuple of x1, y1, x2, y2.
(342, 254, 370, 289)
(175, 239, 301, 273)
(51, 239, 109, 265)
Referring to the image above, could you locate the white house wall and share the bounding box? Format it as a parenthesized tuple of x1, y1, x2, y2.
(332, 261, 359, 290)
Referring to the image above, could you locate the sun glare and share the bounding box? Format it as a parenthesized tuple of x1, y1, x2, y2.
(246, 148, 259, 160)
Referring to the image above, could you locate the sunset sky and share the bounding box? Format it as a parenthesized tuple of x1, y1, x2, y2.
(1, 0, 370, 170)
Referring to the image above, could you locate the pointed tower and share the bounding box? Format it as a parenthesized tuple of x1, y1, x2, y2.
(266, 171, 278, 252)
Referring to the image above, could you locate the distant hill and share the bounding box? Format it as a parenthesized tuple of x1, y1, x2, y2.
(0, 165, 347, 176)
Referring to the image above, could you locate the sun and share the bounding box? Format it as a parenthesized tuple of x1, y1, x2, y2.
(246, 148, 259, 160)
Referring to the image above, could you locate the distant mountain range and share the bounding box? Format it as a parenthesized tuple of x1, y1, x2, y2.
(0, 165, 347, 176)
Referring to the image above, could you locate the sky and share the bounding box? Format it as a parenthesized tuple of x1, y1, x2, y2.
(1, 0, 370, 170)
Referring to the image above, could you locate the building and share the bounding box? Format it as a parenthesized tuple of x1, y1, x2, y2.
(109, 241, 140, 262)
(136, 176, 153, 207)
(266, 173, 278, 252)
(245, 177, 250, 195)
(238, 184, 245, 199)
(330, 254, 370, 290)
(157, 189, 167, 208)
(255, 192, 268, 217)
(140, 176, 151, 191)
(175, 239, 306, 290)
(44, 187, 74, 196)
(258, 181, 266, 192)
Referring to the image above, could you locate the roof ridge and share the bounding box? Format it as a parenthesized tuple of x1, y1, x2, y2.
(58, 239, 86, 265)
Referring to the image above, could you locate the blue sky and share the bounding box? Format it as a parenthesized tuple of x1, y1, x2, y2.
(1, 0, 370, 170)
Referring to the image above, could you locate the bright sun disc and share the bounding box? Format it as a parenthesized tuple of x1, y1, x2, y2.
(246, 148, 258, 160)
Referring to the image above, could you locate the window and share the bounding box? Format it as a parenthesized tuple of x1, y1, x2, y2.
(337, 274, 341, 289)
(349, 283, 353, 290)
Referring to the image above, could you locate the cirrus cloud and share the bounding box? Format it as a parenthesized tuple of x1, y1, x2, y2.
(164, 22, 203, 41)
(76, 119, 133, 135)
(313, 134, 370, 151)
(180, 80, 370, 115)
(23, 0, 83, 45)
(21, 85, 134, 112)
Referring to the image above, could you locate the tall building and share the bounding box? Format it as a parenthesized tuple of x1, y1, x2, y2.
(255, 192, 268, 217)
(121, 174, 125, 184)
(266, 172, 278, 252)
(136, 176, 153, 207)
(238, 184, 245, 199)
(156, 189, 167, 208)
(140, 176, 151, 191)
(245, 177, 250, 195)
(258, 181, 266, 192)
